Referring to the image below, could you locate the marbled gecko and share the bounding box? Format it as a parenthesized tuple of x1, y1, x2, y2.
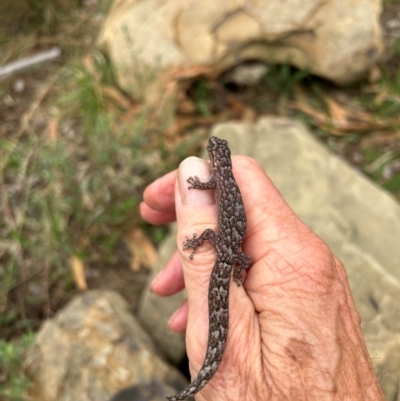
(167, 136, 251, 400)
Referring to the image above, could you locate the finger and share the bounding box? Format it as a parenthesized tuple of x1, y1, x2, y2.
(176, 156, 256, 365)
(150, 251, 185, 296)
(333, 256, 367, 346)
(140, 201, 176, 225)
(143, 170, 177, 213)
(334, 256, 360, 323)
(168, 299, 188, 332)
(176, 156, 217, 298)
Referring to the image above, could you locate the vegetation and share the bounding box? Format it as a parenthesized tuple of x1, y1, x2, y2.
(0, 333, 34, 401)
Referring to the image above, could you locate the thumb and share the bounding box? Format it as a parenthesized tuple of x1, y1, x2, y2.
(175, 155, 258, 378)
(175, 156, 219, 366)
(176, 157, 217, 322)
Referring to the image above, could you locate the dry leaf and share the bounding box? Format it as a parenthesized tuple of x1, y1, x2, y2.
(166, 64, 217, 82)
(242, 107, 257, 122)
(177, 98, 196, 115)
(368, 65, 382, 84)
(323, 94, 373, 132)
(289, 100, 327, 125)
(361, 131, 400, 147)
(82, 55, 101, 82)
(119, 104, 143, 122)
(101, 86, 132, 110)
(70, 255, 87, 290)
(124, 228, 157, 272)
(163, 117, 182, 138)
(290, 90, 400, 135)
(374, 87, 389, 106)
(324, 95, 349, 124)
(226, 94, 246, 116)
(47, 117, 58, 144)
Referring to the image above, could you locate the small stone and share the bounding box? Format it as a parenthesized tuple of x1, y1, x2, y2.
(386, 19, 400, 29)
(13, 78, 25, 93)
(226, 63, 268, 86)
(352, 150, 363, 164)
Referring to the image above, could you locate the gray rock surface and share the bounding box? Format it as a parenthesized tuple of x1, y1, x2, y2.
(98, 0, 383, 97)
(138, 226, 187, 364)
(110, 381, 183, 401)
(24, 290, 188, 401)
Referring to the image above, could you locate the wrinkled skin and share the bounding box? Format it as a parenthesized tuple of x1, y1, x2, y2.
(141, 155, 384, 401)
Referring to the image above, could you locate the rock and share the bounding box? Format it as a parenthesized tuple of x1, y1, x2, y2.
(24, 290, 188, 401)
(98, 0, 383, 98)
(110, 381, 178, 401)
(210, 117, 400, 401)
(223, 62, 268, 86)
(138, 226, 187, 364)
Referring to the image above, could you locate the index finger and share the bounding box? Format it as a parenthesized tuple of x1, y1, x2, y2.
(143, 170, 177, 212)
(141, 170, 177, 224)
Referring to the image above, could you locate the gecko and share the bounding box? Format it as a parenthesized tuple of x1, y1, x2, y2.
(167, 136, 251, 401)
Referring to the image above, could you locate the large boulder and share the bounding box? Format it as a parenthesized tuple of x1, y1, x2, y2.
(98, 0, 383, 97)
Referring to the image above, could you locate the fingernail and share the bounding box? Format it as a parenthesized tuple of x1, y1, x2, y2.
(179, 157, 214, 205)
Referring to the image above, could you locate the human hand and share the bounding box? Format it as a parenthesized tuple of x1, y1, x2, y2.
(140, 155, 384, 401)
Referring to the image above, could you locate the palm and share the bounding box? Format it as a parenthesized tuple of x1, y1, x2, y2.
(141, 156, 384, 401)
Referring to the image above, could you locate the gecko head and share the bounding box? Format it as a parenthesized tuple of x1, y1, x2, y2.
(207, 136, 232, 168)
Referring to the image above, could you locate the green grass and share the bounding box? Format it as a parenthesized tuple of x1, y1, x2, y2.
(0, 333, 34, 401)
(263, 63, 310, 97)
(0, 54, 196, 337)
(0, 0, 207, 350)
(193, 80, 212, 117)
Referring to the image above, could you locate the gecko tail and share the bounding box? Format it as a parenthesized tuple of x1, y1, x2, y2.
(166, 365, 214, 401)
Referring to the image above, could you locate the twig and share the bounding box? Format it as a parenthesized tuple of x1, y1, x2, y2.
(0, 47, 61, 79)
(365, 151, 396, 174)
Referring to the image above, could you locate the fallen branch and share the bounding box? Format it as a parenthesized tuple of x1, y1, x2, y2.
(0, 47, 61, 79)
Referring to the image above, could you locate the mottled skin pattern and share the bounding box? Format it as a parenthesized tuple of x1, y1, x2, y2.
(167, 136, 251, 401)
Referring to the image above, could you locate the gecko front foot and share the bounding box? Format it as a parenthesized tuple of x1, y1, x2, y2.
(187, 176, 216, 191)
(183, 234, 198, 260)
(187, 176, 202, 190)
(182, 229, 217, 260)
